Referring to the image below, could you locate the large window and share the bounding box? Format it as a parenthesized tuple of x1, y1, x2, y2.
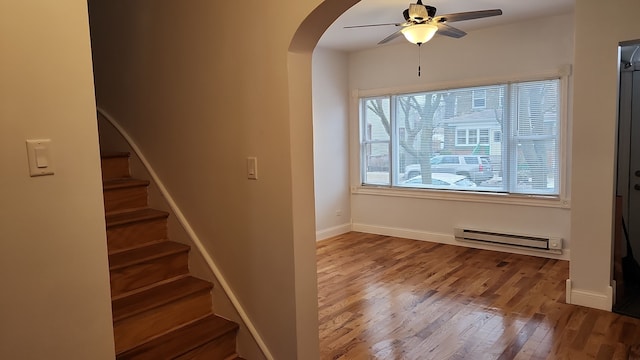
(360, 79, 561, 196)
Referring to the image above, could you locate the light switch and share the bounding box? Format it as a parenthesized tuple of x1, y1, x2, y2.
(247, 157, 258, 180)
(26, 139, 54, 177)
(35, 147, 49, 168)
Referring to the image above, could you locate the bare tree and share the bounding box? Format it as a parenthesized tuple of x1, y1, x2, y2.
(367, 93, 444, 184)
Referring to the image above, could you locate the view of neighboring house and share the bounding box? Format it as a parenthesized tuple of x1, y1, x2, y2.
(362, 80, 559, 193)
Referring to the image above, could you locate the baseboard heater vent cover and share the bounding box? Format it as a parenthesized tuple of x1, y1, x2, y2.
(454, 227, 562, 255)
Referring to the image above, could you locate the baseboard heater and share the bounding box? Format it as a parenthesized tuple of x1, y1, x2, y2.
(454, 227, 562, 255)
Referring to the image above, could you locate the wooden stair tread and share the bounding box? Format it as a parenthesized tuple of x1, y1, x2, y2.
(104, 178, 150, 190)
(109, 241, 190, 270)
(116, 314, 239, 359)
(101, 152, 240, 358)
(113, 276, 212, 322)
(106, 208, 169, 228)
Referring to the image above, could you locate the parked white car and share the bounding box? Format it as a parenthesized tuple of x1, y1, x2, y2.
(401, 173, 477, 189)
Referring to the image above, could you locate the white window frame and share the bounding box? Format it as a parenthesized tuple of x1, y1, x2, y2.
(353, 69, 571, 208)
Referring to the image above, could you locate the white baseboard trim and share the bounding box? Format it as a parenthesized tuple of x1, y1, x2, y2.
(351, 223, 570, 260)
(352, 223, 451, 243)
(316, 223, 352, 241)
(565, 279, 613, 311)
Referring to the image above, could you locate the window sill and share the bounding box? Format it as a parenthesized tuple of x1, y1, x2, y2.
(351, 185, 570, 209)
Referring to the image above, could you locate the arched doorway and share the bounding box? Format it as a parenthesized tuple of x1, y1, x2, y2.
(286, 1, 359, 358)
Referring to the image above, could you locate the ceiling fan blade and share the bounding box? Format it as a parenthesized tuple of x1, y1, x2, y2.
(434, 9, 502, 23)
(436, 23, 467, 38)
(378, 29, 403, 45)
(344, 22, 403, 29)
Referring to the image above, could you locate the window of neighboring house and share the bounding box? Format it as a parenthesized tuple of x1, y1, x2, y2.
(472, 89, 487, 109)
(359, 78, 562, 196)
(455, 128, 491, 146)
(456, 129, 467, 145)
(479, 129, 490, 144)
(468, 129, 478, 144)
(493, 130, 502, 143)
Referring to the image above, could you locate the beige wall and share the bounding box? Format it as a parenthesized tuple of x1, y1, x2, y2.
(312, 48, 351, 239)
(570, 0, 640, 308)
(0, 0, 115, 359)
(88, 0, 360, 358)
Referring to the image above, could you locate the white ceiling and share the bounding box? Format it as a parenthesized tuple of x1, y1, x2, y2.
(318, 0, 575, 52)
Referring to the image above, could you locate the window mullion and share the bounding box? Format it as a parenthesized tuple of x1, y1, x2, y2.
(359, 99, 367, 184)
(505, 83, 516, 192)
(390, 95, 396, 186)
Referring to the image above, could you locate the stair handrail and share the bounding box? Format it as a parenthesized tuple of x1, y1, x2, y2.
(97, 107, 274, 360)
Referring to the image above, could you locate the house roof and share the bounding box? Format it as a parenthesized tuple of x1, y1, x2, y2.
(443, 109, 501, 127)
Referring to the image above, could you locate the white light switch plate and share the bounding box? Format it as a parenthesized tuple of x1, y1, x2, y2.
(26, 139, 54, 177)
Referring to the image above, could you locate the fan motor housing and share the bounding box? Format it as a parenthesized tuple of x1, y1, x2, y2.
(426, 5, 436, 18)
(407, 4, 437, 22)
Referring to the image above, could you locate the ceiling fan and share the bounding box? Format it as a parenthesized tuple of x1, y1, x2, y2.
(345, 0, 503, 46)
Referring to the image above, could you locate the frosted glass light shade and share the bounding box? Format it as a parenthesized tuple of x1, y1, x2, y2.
(401, 24, 438, 45)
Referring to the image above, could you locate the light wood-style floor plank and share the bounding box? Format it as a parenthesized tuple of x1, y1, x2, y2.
(317, 232, 640, 360)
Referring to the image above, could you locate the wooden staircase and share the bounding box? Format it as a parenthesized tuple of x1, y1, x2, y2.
(101, 152, 243, 360)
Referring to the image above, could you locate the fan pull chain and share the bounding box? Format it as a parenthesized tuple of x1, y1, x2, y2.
(417, 44, 422, 77)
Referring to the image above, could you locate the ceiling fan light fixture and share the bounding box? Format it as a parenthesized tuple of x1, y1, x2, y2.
(401, 23, 438, 45)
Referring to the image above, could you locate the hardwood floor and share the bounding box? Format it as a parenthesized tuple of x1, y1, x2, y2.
(317, 232, 640, 360)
